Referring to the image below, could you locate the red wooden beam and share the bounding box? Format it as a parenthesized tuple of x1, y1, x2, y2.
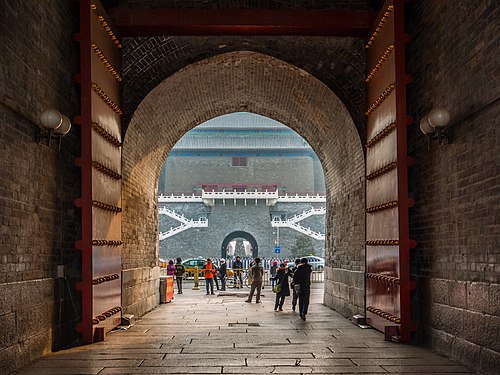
(109, 8, 376, 37)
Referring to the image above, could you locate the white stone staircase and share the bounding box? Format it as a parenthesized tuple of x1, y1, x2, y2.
(271, 207, 326, 240)
(158, 207, 208, 240)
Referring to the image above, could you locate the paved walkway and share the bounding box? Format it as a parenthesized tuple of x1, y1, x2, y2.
(16, 284, 475, 374)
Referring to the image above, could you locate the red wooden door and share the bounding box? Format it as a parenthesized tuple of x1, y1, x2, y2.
(75, 0, 123, 343)
(365, 0, 415, 342)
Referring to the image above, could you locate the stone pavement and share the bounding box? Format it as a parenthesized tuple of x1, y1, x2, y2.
(15, 284, 475, 375)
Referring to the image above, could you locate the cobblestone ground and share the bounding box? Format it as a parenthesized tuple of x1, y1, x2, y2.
(15, 284, 475, 374)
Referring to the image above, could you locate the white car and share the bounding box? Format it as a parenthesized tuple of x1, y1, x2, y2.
(288, 256, 324, 271)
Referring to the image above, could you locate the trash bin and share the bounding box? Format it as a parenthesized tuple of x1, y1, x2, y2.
(165, 275, 174, 302)
(159, 276, 167, 303)
(160, 276, 175, 303)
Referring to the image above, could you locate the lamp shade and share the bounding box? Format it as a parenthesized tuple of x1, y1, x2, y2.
(53, 115, 71, 135)
(39, 108, 63, 130)
(428, 107, 451, 129)
(419, 116, 435, 135)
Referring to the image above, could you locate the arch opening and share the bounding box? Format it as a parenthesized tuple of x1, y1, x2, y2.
(122, 50, 365, 320)
(221, 231, 259, 259)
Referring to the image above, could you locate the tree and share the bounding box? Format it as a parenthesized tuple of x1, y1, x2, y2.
(289, 235, 316, 259)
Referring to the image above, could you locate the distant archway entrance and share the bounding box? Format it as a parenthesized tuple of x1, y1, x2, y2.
(221, 231, 258, 258)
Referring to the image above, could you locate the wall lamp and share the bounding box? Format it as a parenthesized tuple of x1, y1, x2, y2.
(38, 108, 72, 149)
(419, 107, 452, 146)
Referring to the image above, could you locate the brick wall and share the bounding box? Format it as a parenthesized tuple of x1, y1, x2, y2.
(406, 1, 499, 373)
(0, 1, 81, 373)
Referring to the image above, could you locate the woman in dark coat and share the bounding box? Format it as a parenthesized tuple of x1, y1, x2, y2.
(272, 263, 291, 311)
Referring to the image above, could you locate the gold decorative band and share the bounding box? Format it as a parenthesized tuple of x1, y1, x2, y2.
(92, 306, 122, 325)
(365, 84, 395, 116)
(92, 161, 122, 180)
(92, 200, 122, 213)
(366, 306, 401, 324)
(91, 83, 122, 115)
(366, 273, 400, 285)
(92, 274, 120, 285)
(92, 240, 123, 246)
(366, 162, 397, 180)
(366, 122, 396, 148)
(91, 3, 122, 49)
(91, 122, 122, 147)
(366, 239, 399, 246)
(366, 45, 394, 82)
(365, 4, 394, 49)
(91, 43, 122, 82)
(366, 200, 398, 213)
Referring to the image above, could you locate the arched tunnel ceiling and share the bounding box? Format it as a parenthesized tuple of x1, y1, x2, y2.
(122, 36, 367, 141)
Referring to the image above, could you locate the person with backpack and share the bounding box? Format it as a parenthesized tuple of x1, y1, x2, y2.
(271, 263, 291, 311)
(174, 257, 185, 294)
(245, 257, 264, 303)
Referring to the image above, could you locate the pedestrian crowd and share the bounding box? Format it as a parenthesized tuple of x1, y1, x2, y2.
(163, 255, 313, 320)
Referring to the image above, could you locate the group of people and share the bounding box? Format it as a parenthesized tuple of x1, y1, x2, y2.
(245, 257, 312, 321)
(166, 256, 313, 320)
(165, 258, 186, 294)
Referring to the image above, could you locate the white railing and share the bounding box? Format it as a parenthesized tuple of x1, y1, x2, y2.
(286, 207, 326, 223)
(271, 220, 325, 240)
(158, 191, 325, 206)
(158, 193, 203, 203)
(277, 193, 326, 203)
(271, 207, 326, 240)
(158, 207, 208, 239)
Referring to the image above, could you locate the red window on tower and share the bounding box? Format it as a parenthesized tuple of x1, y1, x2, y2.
(232, 157, 247, 167)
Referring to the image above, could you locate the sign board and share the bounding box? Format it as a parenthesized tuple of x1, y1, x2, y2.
(274, 246, 281, 254)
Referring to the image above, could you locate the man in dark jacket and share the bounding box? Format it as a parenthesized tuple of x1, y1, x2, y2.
(245, 257, 264, 303)
(292, 257, 313, 320)
(174, 257, 185, 294)
(219, 259, 227, 291)
(232, 256, 244, 288)
(289, 258, 301, 311)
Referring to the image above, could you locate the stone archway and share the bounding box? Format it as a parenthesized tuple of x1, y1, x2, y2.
(121, 50, 365, 319)
(220, 231, 259, 259)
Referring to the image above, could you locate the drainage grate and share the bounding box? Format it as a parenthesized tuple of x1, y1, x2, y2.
(228, 322, 260, 327)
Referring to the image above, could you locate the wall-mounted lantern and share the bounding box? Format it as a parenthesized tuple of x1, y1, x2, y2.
(419, 107, 452, 146)
(38, 108, 72, 149)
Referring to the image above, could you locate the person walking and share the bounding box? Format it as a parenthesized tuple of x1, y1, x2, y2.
(232, 255, 244, 288)
(219, 259, 227, 291)
(270, 261, 278, 288)
(289, 258, 301, 311)
(245, 257, 264, 303)
(272, 263, 291, 311)
(166, 260, 176, 276)
(213, 263, 220, 290)
(202, 258, 216, 295)
(292, 257, 313, 320)
(174, 257, 185, 294)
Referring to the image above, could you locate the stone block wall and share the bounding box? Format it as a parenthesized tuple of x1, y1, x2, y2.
(0, 1, 81, 374)
(406, 1, 499, 373)
(122, 267, 160, 318)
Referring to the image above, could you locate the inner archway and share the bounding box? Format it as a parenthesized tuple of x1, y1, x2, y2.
(121, 50, 365, 320)
(221, 231, 259, 259)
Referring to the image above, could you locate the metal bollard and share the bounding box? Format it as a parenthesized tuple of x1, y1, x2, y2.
(192, 266, 200, 290)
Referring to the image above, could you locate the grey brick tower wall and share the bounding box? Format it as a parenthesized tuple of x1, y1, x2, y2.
(159, 201, 325, 260)
(0, 1, 81, 373)
(406, 1, 499, 372)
